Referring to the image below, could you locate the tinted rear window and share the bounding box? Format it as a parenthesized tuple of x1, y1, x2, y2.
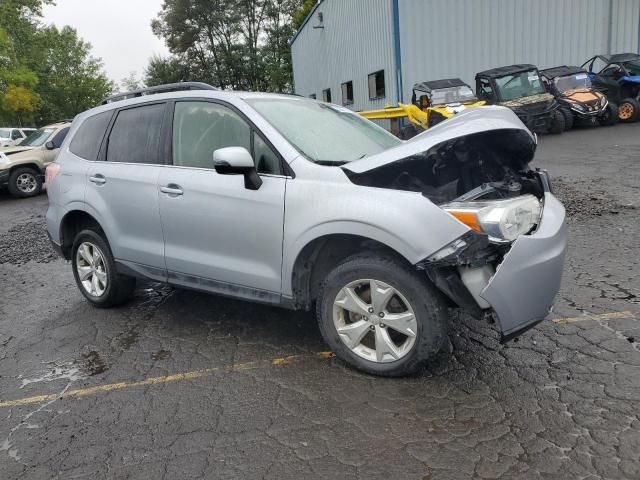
(70, 111, 113, 160)
(106, 103, 165, 164)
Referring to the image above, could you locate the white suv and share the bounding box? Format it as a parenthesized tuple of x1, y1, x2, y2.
(46, 83, 567, 376)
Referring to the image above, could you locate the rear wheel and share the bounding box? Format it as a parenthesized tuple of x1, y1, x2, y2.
(559, 106, 574, 130)
(316, 253, 448, 377)
(71, 229, 136, 308)
(618, 98, 640, 123)
(599, 102, 620, 126)
(8, 167, 42, 198)
(548, 110, 565, 134)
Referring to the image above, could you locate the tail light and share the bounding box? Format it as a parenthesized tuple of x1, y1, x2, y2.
(45, 163, 61, 186)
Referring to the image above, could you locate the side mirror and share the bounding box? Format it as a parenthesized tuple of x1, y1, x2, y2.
(45, 141, 55, 150)
(213, 147, 262, 190)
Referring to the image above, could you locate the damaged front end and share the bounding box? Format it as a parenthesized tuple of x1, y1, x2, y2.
(343, 107, 567, 341)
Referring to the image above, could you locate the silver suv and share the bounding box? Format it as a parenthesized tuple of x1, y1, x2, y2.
(46, 83, 567, 376)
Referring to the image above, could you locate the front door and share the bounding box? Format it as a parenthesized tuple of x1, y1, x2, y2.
(158, 100, 286, 298)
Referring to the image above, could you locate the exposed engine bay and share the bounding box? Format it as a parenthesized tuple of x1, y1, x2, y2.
(343, 128, 544, 205)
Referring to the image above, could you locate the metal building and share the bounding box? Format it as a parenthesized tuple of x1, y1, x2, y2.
(291, 0, 640, 114)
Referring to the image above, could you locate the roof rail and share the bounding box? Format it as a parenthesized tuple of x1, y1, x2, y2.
(99, 82, 218, 105)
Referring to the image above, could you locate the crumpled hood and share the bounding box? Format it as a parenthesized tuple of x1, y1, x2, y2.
(344, 106, 535, 174)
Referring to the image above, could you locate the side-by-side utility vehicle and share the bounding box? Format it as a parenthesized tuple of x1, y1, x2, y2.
(46, 83, 567, 377)
(582, 53, 640, 122)
(476, 64, 566, 134)
(540, 66, 618, 128)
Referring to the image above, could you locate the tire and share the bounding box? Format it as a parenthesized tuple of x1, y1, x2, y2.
(316, 253, 448, 377)
(71, 229, 136, 308)
(398, 124, 421, 140)
(7, 167, 42, 198)
(599, 102, 620, 126)
(548, 109, 565, 134)
(618, 98, 640, 123)
(559, 106, 574, 130)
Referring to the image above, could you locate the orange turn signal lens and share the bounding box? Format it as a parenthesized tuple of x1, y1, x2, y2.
(446, 210, 482, 232)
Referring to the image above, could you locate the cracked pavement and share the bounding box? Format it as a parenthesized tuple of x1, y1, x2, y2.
(1, 123, 639, 479)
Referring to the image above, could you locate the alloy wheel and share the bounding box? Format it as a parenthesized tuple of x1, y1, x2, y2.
(333, 279, 418, 363)
(75, 242, 108, 297)
(16, 173, 37, 194)
(619, 103, 634, 120)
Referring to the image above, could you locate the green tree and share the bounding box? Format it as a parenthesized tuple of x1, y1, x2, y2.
(145, 55, 192, 86)
(33, 26, 113, 124)
(291, 0, 316, 30)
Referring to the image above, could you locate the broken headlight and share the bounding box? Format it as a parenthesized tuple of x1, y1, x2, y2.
(442, 194, 542, 243)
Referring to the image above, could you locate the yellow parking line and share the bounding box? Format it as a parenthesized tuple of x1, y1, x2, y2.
(552, 311, 634, 324)
(0, 352, 335, 409)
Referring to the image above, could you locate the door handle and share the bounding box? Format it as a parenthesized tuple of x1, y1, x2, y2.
(89, 174, 106, 185)
(160, 184, 183, 196)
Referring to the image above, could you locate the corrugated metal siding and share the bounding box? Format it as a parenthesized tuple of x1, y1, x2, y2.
(291, 0, 640, 111)
(291, 0, 397, 111)
(399, 0, 639, 101)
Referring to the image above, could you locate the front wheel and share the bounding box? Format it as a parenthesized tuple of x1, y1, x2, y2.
(8, 167, 42, 198)
(618, 98, 640, 123)
(316, 253, 448, 377)
(559, 106, 574, 130)
(71, 229, 136, 308)
(599, 102, 620, 126)
(548, 110, 565, 134)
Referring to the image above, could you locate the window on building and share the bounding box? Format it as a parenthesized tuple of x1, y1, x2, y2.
(106, 103, 165, 164)
(70, 111, 113, 160)
(322, 88, 332, 103)
(368, 70, 385, 99)
(341, 81, 354, 105)
(309, 93, 316, 99)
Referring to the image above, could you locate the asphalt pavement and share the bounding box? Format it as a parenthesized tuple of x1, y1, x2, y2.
(0, 123, 639, 479)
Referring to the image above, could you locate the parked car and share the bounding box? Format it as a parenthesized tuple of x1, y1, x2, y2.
(581, 53, 640, 122)
(46, 83, 567, 377)
(540, 66, 618, 128)
(476, 64, 566, 134)
(0, 127, 37, 147)
(0, 122, 70, 197)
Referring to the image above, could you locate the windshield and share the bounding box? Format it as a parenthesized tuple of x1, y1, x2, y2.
(623, 60, 640, 76)
(20, 128, 54, 147)
(0, 128, 11, 139)
(246, 97, 401, 164)
(495, 70, 546, 101)
(429, 85, 476, 105)
(553, 72, 592, 93)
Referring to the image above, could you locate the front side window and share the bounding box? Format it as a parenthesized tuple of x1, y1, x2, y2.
(247, 97, 401, 165)
(11, 130, 22, 140)
(0, 128, 10, 139)
(20, 128, 55, 147)
(51, 127, 70, 148)
(172, 101, 250, 169)
(495, 70, 546, 101)
(107, 103, 165, 164)
(368, 70, 385, 99)
(253, 132, 282, 175)
(70, 111, 113, 160)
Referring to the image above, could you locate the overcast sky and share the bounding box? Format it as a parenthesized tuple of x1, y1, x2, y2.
(42, 0, 170, 84)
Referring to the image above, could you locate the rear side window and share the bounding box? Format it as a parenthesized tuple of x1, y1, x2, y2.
(107, 103, 165, 164)
(70, 111, 113, 160)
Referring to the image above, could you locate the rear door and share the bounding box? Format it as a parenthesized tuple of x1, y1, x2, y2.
(158, 99, 286, 297)
(84, 102, 169, 279)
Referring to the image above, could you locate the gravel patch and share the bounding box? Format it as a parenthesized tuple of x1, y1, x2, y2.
(553, 177, 637, 219)
(0, 218, 57, 264)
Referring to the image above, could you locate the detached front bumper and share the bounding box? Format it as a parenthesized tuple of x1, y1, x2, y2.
(480, 192, 567, 340)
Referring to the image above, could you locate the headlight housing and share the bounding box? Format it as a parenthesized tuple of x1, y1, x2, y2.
(571, 103, 585, 112)
(442, 194, 542, 243)
(600, 96, 608, 108)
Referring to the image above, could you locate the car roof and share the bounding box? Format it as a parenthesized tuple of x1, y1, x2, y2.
(476, 64, 538, 79)
(413, 78, 469, 92)
(595, 53, 640, 64)
(540, 65, 587, 79)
